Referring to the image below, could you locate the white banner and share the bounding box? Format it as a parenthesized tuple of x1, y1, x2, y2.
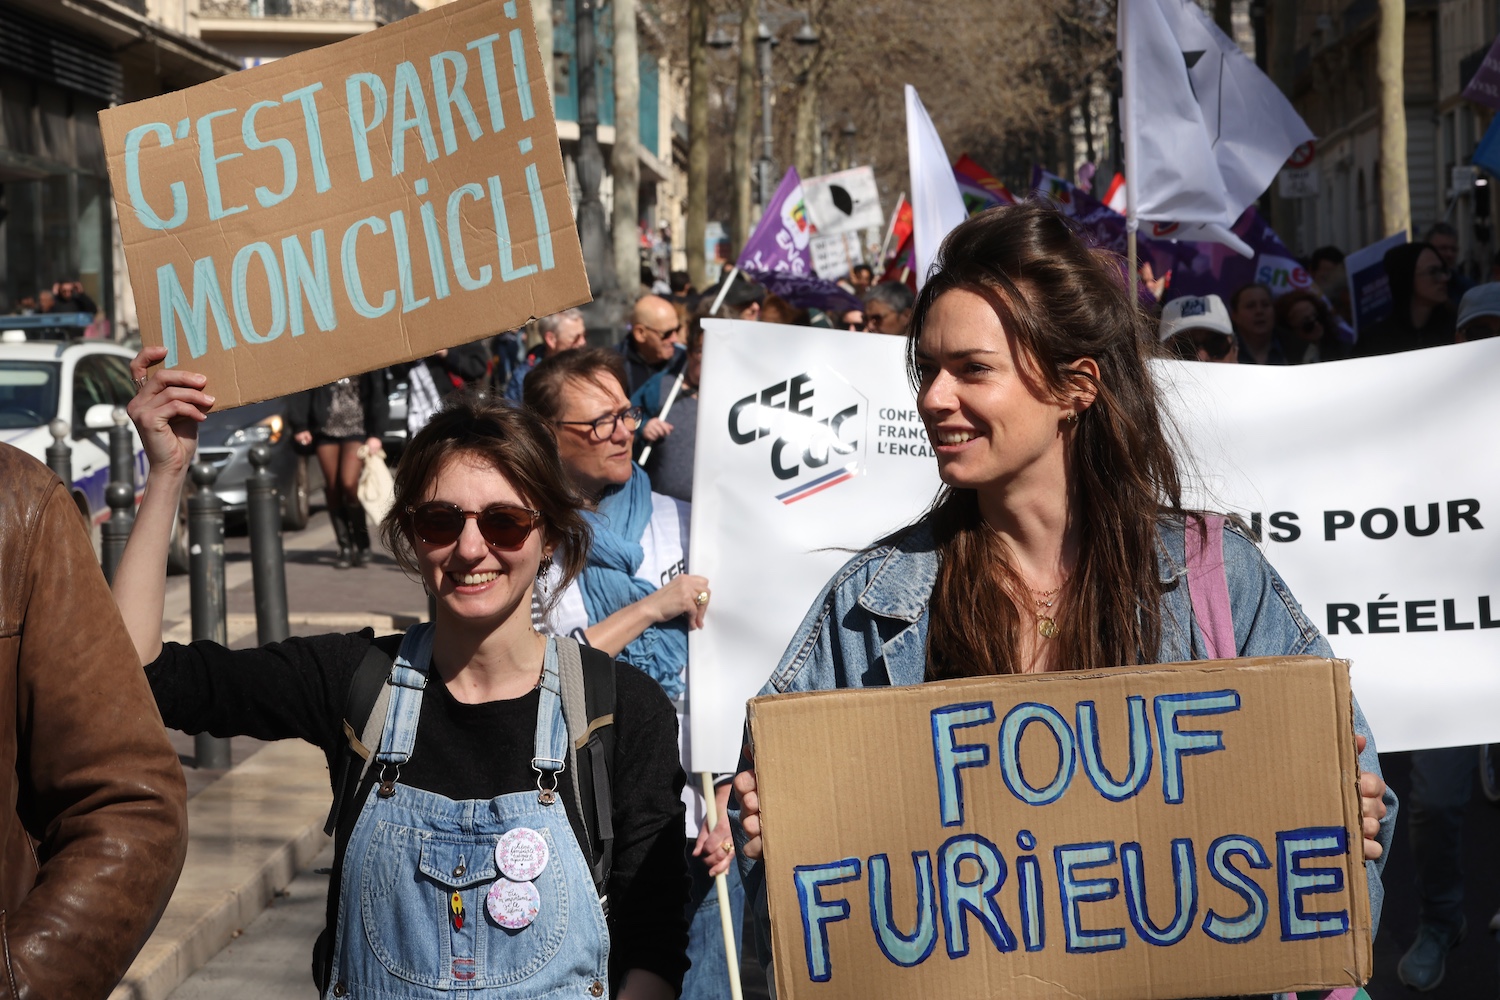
(687, 321, 1500, 772)
(808, 232, 865, 281)
(801, 166, 884, 236)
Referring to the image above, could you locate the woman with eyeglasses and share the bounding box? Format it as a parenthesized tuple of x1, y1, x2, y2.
(114, 346, 690, 1000)
(523, 347, 742, 1000)
(1358, 242, 1455, 357)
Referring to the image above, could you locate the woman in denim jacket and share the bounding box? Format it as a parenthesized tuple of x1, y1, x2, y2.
(732, 203, 1397, 997)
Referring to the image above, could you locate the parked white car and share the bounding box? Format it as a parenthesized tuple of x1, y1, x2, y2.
(0, 338, 146, 523)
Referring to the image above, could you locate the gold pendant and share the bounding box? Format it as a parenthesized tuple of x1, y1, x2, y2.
(1036, 616, 1059, 639)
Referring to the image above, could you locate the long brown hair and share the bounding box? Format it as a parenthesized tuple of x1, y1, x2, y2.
(909, 202, 1185, 678)
(381, 393, 591, 616)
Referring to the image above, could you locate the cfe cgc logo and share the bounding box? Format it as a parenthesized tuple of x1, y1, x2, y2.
(726, 366, 866, 505)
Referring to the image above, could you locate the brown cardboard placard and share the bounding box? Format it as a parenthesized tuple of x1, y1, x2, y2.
(100, 0, 589, 410)
(748, 656, 1371, 1000)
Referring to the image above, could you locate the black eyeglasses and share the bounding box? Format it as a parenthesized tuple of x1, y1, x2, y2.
(1295, 317, 1323, 335)
(405, 502, 540, 549)
(1167, 331, 1234, 360)
(556, 406, 644, 441)
(1417, 266, 1452, 280)
(636, 322, 680, 341)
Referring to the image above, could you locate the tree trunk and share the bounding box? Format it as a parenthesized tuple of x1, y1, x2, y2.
(731, 0, 757, 255)
(1266, 0, 1297, 235)
(611, 0, 641, 296)
(792, 49, 826, 179)
(575, 0, 615, 295)
(686, 0, 709, 288)
(532, 0, 554, 104)
(1377, 0, 1411, 237)
(1215, 0, 1234, 40)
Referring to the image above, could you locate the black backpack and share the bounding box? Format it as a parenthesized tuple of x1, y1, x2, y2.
(312, 634, 617, 991)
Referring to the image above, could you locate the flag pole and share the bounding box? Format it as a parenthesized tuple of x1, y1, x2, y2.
(709, 266, 741, 316)
(879, 192, 906, 264)
(636, 370, 685, 467)
(1120, 0, 1140, 305)
(700, 771, 744, 1000)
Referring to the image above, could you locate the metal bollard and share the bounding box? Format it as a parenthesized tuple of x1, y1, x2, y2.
(188, 460, 231, 770)
(108, 407, 135, 491)
(246, 444, 290, 644)
(101, 409, 137, 584)
(101, 482, 134, 584)
(46, 419, 71, 484)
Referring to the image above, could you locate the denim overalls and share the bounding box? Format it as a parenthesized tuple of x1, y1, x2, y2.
(325, 624, 610, 999)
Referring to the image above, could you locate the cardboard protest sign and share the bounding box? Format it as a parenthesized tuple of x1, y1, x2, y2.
(748, 656, 1371, 1000)
(100, 0, 589, 409)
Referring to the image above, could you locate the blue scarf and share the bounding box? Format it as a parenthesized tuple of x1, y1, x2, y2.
(578, 466, 688, 699)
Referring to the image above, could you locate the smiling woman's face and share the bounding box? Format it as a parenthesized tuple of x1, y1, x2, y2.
(914, 288, 1074, 493)
(413, 453, 548, 629)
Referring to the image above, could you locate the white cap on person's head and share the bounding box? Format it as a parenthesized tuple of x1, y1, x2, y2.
(1456, 283, 1500, 330)
(1158, 295, 1234, 343)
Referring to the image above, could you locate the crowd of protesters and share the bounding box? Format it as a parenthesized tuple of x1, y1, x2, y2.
(5, 200, 1499, 1000)
(1156, 222, 1497, 370)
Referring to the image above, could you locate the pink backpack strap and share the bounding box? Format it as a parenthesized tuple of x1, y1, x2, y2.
(1184, 514, 1237, 660)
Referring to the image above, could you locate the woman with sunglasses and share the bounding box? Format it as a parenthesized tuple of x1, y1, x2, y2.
(113, 345, 690, 1000)
(523, 348, 741, 1000)
(730, 204, 1397, 992)
(1274, 289, 1348, 364)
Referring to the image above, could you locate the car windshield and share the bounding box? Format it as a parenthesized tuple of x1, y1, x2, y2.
(0, 362, 59, 430)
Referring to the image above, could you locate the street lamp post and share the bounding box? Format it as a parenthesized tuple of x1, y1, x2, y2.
(756, 21, 776, 206)
(707, 1, 818, 211)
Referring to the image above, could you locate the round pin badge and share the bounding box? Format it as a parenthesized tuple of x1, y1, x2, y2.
(495, 827, 550, 882)
(486, 878, 541, 930)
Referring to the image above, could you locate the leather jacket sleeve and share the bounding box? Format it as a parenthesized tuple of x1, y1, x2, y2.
(0, 475, 188, 998)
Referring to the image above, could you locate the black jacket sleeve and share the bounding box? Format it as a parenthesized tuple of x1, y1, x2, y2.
(443, 342, 492, 386)
(143, 630, 376, 752)
(360, 372, 390, 439)
(286, 388, 314, 436)
(606, 664, 691, 992)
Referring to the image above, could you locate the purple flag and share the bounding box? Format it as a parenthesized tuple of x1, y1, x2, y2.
(736, 168, 814, 277)
(1030, 167, 1314, 306)
(744, 270, 863, 315)
(1159, 208, 1317, 303)
(1463, 35, 1500, 111)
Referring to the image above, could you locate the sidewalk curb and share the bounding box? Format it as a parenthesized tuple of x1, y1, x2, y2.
(108, 741, 333, 1000)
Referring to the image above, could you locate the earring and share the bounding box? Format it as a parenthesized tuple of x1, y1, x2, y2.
(1065, 412, 1080, 425)
(536, 555, 554, 580)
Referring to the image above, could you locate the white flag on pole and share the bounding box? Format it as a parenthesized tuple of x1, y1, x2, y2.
(905, 85, 968, 290)
(1119, 0, 1313, 241)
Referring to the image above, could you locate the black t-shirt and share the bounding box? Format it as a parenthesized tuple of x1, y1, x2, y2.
(145, 629, 689, 991)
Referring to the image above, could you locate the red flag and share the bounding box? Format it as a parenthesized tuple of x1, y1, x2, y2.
(890, 200, 913, 253)
(879, 232, 918, 291)
(953, 154, 1016, 213)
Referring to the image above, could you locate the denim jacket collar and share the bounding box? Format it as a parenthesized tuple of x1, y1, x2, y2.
(855, 525, 940, 623)
(856, 518, 1190, 624)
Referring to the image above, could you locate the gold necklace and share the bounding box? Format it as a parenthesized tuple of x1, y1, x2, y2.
(1030, 586, 1061, 639)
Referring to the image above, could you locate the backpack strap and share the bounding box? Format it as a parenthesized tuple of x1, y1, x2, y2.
(554, 636, 617, 903)
(323, 640, 396, 835)
(1184, 514, 1237, 660)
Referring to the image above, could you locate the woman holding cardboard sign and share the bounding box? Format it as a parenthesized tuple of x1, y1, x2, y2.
(731, 203, 1396, 980)
(114, 358, 689, 1000)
